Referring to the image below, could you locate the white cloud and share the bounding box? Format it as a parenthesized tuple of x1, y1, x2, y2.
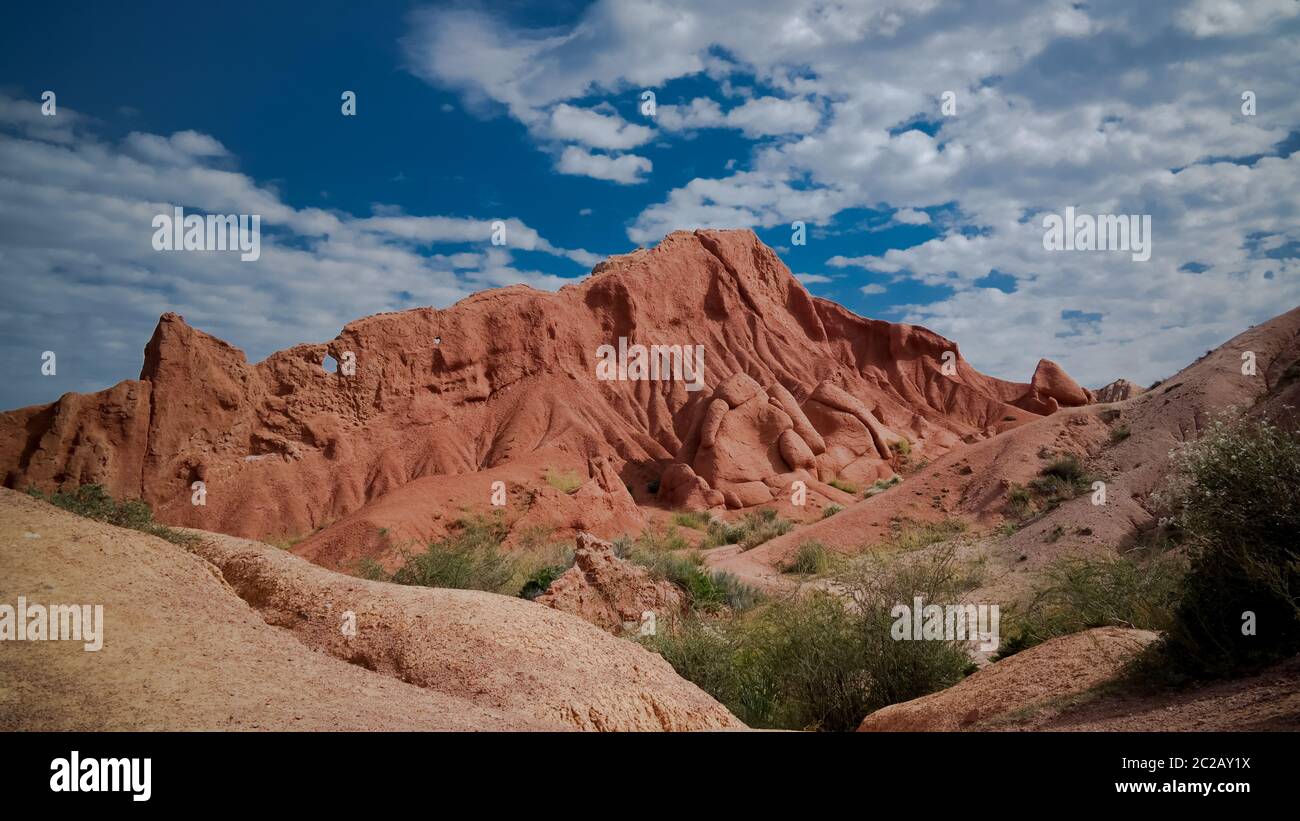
(0, 95, 602, 408)
(557, 145, 652, 184)
(859, 283, 887, 295)
(1177, 0, 1300, 37)
(794, 272, 832, 284)
(545, 103, 653, 150)
(893, 208, 930, 225)
(657, 95, 821, 137)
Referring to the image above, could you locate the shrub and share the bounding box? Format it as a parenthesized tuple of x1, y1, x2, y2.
(995, 553, 1186, 659)
(630, 521, 691, 553)
(28, 484, 197, 546)
(1004, 483, 1034, 518)
(828, 478, 858, 494)
(866, 475, 902, 497)
(1041, 453, 1086, 484)
(543, 468, 582, 494)
(784, 541, 833, 575)
(891, 439, 912, 458)
(356, 557, 389, 582)
(388, 513, 517, 594)
(518, 564, 568, 600)
(646, 546, 974, 731)
(1148, 414, 1300, 678)
(672, 510, 712, 530)
(821, 504, 844, 519)
(878, 517, 967, 552)
(1110, 424, 1131, 443)
(704, 508, 793, 550)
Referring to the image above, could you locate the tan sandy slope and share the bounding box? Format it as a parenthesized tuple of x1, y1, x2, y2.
(0, 489, 741, 731)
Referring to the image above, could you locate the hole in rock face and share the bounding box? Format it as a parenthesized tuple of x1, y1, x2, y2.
(434, 336, 441, 346)
(322, 354, 339, 374)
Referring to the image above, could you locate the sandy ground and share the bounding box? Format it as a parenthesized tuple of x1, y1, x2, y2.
(0, 488, 741, 731)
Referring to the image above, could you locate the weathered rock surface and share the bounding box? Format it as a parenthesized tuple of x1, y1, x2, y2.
(857, 628, 1158, 732)
(536, 532, 683, 634)
(0, 229, 1091, 560)
(0, 489, 741, 731)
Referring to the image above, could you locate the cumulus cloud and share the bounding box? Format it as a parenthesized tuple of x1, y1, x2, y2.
(795, 272, 833, 284)
(545, 103, 653, 150)
(0, 95, 600, 408)
(556, 146, 653, 183)
(657, 95, 821, 137)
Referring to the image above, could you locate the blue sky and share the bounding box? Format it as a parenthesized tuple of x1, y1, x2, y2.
(1, 0, 1297, 409)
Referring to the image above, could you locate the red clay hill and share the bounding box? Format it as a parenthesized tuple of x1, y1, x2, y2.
(0, 229, 1095, 566)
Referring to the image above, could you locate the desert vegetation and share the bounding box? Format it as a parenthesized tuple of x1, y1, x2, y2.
(370, 513, 573, 598)
(703, 508, 793, 550)
(644, 544, 978, 731)
(1142, 414, 1300, 680)
(25, 484, 196, 546)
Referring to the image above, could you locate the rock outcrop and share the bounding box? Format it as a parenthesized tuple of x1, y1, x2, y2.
(1094, 378, 1143, 403)
(0, 489, 742, 731)
(857, 627, 1158, 732)
(536, 532, 683, 634)
(0, 229, 1093, 558)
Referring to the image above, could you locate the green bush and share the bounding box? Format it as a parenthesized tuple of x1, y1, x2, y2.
(891, 439, 912, 458)
(866, 476, 902, 497)
(828, 478, 858, 494)
(1149, 414, 1300, 678)
(995, 553, 1186, 659)
(617, 525, 762, 614)
(646, 546, 974, 731)
(387, 514, 517, 594)
(27, 483, 196, 546)
(821, 504, 844, 519)
(1005, 483, 1034, 518)
(704, 508, 793, 550)
(672, 510, 712, 530)
(518, 563, 568, 600)
(1110, 424, 1131, 443)
(877, 518, 967, 552)
(784, 541, 833, 575)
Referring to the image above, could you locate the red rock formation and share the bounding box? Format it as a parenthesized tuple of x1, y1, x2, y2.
(535, 531, 683, 634)
(0, 229, 1092, 551)
(1094, 378, 1143, 403)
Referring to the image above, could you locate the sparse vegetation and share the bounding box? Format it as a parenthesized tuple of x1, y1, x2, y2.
(519, 563, 568, 600)
(876, 517, 967, 553)
(1109, 424, 1131, 443)
(26, 483, 197, 546)
(1004, 454, 1095, 521)
(828, 478, 858, 494)
(376, 513, 574, 597)
(543, 467, 583, 494)
(1142, 414, 1300, 680)
(891, 438, 912, 458)
(704, 508, 793, 550)
(865, 475, 902, 496)
(1005, 483, 1034, 518)
(784, 540, 833, 575)
(996, 552, 1186, 659)
(618, 524, 762, 614)
(672, 510, 712, 530)
(384, 513, 518, 594)
(645, 545, 976, 731)
(821, 504, 844, 519)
